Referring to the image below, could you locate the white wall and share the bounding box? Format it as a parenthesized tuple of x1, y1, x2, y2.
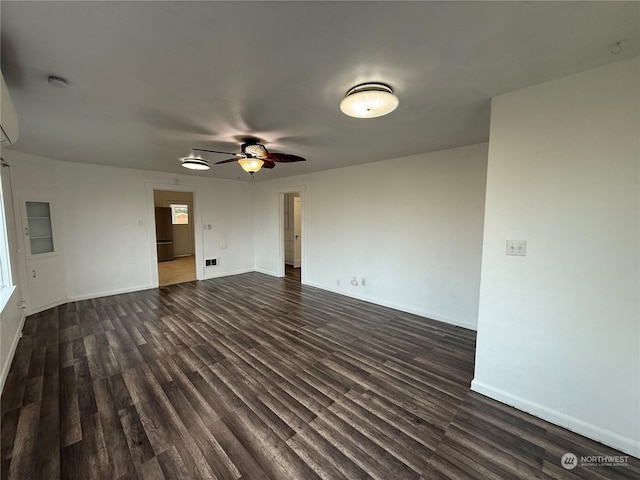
(253, 143, 488, 330)
(472, 58, 640, 457)
(2, 150, 255, 304)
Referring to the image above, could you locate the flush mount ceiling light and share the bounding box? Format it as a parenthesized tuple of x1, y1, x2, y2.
(181, 156, 210, 170)
(340, 83, 399, 118)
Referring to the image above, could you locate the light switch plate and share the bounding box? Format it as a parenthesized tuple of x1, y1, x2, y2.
(506, 240, 527, 256)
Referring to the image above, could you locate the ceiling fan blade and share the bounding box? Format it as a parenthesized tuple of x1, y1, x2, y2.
(214, 158, 240, 165)
(262, 160, 276, 169)
(193, 147, 238, 156)
(266, 153, 306, 163)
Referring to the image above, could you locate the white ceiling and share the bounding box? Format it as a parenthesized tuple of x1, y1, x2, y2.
(1, 1, 638, 182)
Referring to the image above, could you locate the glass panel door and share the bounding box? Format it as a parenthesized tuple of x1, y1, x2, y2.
(26, 201, 54, 255)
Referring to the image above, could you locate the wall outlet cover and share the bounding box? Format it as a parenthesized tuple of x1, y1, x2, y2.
(506, 240, 527, 256)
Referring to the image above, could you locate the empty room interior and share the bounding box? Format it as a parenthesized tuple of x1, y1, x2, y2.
(0, 2, 638, 479)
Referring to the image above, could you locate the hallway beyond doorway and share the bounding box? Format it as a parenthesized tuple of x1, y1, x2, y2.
(158, 255, 196, 286)
(285, 265, 301, 282)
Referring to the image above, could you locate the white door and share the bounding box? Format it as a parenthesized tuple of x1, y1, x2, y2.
(165, 200, 194, 256)
(293, 197, 302, 268)
(284, 194, 295, 265)
(26, 257, 66, 312)
(21, 199, 66, 313)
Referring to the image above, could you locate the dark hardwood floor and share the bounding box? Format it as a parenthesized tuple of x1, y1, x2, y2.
(1, 272, 637, 479)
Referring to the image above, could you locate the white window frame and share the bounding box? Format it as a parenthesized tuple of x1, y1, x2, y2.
(0, 175, 15, 312)
(170, 203, 189, 225)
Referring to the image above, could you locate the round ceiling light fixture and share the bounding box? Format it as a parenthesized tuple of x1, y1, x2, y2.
(340, 83, 399, 118)
(47, 75, 69, 88)
(181, 156, 210, 170)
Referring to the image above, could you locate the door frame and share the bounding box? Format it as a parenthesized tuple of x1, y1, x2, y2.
(293, 196, 302, 268)
(277, 186, 305, 281)
(145, 182, 202, 287)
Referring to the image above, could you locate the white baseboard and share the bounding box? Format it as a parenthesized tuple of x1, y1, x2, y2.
(58, 269, 258, 305)
(26, 298, 68, 316)
(303, 280, 477, 331)
(253, 267, 281, 277)
(203, 267, 255, 280)
(0, 309, 26, 392)
(67, 283, 156, 303)
(470, 380, 640, 459)
(250, 272, 476, 331)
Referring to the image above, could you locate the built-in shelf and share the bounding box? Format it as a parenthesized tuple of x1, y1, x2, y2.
(26, 201, 54, 255)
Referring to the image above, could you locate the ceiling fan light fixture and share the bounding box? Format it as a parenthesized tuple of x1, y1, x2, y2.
(238, 158, 264, 173)
(243, 143, 268, 158)
(181, 156, 210, 170)
(340, 83, 399, 118)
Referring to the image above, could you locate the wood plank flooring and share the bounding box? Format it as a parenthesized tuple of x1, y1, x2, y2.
(284, 265, 301, 282)
(1, 272, 637, 479)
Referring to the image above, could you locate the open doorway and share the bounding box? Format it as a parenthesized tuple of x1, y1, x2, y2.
(154, 189, 196, 286)
(283, 192, 302, 281)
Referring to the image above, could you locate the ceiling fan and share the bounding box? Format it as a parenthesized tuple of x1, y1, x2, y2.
(187, 138, 306, 174)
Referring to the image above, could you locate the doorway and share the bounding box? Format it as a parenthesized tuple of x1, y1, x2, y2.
(283, 192, 302, 281)
(154, 189, 196, 286)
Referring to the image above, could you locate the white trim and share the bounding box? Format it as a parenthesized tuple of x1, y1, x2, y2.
(277, 193, 285, 278)
(470, 380, 640, 458)
(20, 198, 61, 261)
(26, 298, 67, 316)
(67, 283, 155, 302)
(303, 279, 477, 331)
(276, 186, 306, 279)
(203, 267, 255, 280)
(145, 182, 203, 286)
(254, 267, 280, 277)
(0, 308, 26, 392)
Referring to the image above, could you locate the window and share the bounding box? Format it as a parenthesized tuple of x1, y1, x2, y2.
(0, 174, 15, 312)
(170, 204, 189, 225)
(0, 196, 11, 288)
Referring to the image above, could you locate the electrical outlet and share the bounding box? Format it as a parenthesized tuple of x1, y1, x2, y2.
(506, 240, 527, 256)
